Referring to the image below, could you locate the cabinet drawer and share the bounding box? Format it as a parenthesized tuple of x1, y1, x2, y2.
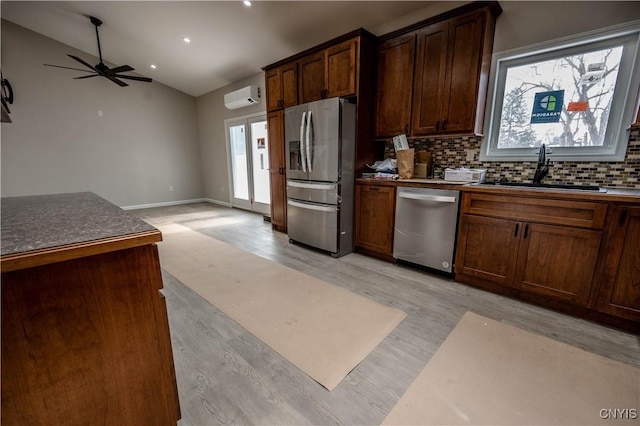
(461, 193, 607, 229)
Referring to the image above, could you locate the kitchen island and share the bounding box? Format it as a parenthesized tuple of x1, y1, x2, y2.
(1, 192, 180, 425)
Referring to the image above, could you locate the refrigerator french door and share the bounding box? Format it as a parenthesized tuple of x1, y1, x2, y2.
(284, 98, 356, 257)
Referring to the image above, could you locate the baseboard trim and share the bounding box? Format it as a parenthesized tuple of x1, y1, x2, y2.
(122, 198, 231, 210)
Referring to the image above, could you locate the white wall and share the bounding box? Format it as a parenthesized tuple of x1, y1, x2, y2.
(493, 1, 640, 54)
(196, 73, 265, 204)
(0, 20, 204, 208)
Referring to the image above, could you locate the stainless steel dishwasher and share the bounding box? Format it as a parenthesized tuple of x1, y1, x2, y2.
(393, 187, 461, 274)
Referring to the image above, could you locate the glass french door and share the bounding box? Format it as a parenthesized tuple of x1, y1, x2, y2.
(227, 115, 271, 214)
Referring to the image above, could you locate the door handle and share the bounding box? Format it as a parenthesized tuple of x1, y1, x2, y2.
(619, 207, 628, 226)
(287, 199, 337, 212)
(300, 111, 307, 172)
(287, 181, 335, 190)
(398, 192, 456, 203)
(306, 110, 313, 173)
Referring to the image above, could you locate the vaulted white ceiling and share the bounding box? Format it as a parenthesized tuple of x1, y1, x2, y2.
(1, 1, 442, 97)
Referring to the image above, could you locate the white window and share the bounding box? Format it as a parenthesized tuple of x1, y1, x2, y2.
(480, 21, 640, 162)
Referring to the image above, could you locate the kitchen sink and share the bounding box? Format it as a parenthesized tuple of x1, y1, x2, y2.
(478, 181, 607, 192)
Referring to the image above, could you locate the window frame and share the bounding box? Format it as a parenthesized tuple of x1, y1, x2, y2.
(480, 20, 640, 162)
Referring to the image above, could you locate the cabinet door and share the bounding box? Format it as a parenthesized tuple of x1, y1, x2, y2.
(355, 185, 395, 255)
(440, 9, 485, 134)
(266, 63, 298, 111)
(281, 62, 298, 108)
(411, 21, 449, 135)
(265, 68, 282, 111)
(267, 111, 287, 230)
(595, 206, 640, 320)
(455, 214, 520, 287)
(298, 51, 325, 104)
(374, 34, 416, 138)
(515, 223, 601, 305)
(326, 39, 357, 98)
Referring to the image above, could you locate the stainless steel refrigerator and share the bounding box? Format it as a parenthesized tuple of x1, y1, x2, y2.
(285, 97, 356, 257)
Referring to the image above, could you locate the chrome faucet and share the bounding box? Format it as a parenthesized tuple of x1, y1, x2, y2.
(533, 144, 550, 184)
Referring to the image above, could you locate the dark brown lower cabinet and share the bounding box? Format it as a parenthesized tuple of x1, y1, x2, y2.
(267, 110, 287, 231)
(454, 191, 640, 332)
(456, 215, 602, 305)
(354, 183, 396, 258)
(593, 205, 640, 321)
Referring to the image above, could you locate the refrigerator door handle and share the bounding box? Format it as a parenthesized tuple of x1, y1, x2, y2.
(300, 111, 307, 172)
(287, 181, 335, 190)
(288, 199, 337, 212)
(306, 110, 313, 173)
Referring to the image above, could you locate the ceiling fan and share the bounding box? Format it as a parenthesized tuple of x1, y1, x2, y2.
(44, 16, 152, 87)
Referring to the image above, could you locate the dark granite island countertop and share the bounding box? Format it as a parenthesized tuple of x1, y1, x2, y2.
(1, 192, 161, 272)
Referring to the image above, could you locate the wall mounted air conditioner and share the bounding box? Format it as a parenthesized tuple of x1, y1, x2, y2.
(224, 85, 261, 110)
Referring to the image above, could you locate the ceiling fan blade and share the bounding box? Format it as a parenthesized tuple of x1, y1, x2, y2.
(108, 65, 134, 74)
(67, 54, 99, 73)
(74, 75, 100, 80)
(44, 63, 97, 73)
(114, 75, 153, 83)
(105, 75, 129, 87)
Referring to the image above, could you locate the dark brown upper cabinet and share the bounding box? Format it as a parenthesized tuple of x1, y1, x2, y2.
(374, 34, 416, 138)
(374, 2, 501, 139)
(265, 62, 298, 111)
(298, 39, 358, 104)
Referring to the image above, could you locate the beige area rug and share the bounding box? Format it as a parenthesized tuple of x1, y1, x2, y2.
(156, 223, 407, 391)
(383, 311, 640, 425)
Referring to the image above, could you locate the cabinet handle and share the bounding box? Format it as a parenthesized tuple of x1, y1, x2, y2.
(368, 187, 380, 191)
(514, 223, 519, 237)
(435, 120, 440, 132)
(442, 120, 447, 130)
(404, 124, 409, 134)
(523, 224, 529, 239)
(619, 207, 628, 226)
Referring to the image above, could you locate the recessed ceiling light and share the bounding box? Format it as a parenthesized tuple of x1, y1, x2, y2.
(243, 1, 252, 6)
(182, 37, 191, 43)
(150, 64, 157, 69)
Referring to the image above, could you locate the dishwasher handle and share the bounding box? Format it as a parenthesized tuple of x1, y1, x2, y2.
(398, 192, 457, 203)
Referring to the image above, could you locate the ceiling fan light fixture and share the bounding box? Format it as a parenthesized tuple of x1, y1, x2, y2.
(243, 1, 252, 6)
(182, 37, 191, 44)
(150, 64, 157, 69)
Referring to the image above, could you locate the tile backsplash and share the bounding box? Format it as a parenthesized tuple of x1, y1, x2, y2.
(383, 128, 640, 189)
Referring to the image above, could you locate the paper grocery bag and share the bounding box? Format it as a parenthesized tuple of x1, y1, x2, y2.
(397, 148, 414, 179)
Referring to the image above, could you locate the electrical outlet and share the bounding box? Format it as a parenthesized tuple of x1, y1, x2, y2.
(466, 149, 475, 161)
(169, 186, 174, 192)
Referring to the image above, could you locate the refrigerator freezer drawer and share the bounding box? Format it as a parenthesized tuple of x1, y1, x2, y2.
(287, 199, 338, 254)
(286, 180, 339, 205)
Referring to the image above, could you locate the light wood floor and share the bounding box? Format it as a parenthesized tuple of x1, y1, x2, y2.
(135, 202, 639, 426)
